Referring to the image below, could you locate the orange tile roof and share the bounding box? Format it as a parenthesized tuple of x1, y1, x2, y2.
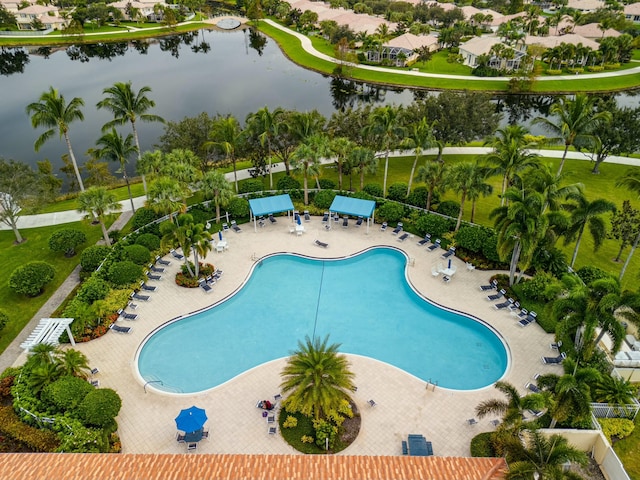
(0, 453, 506, 480)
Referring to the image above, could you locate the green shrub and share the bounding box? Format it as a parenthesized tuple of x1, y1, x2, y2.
(406, 186, 433, 209)
(80, 245, 111, 273)
(546, 69, 563, 75)
(277, 176, 301, 190)
(135, 233, 161, 252)
(48, 229, 87, 257)
(376, 202, 404, 223)
(533, 246, 568, 278)
(470, 432, 496, 457)
(108, 229, 122, 244)
(62, 298, 95, 337)
(350, 190, 375, 201)
(226, 197, 250, 219)
(76, 276, 111, 305)
(0, 406, 60, 452)
(107, 261, 142, 286)
(318, 179, 336, 189)
(520, 272, 558, 302)
(598, 418, 635, 443)
(482, 234, 501, 263)
(301, 435, 314, 443)
(124, 244, 151, 266)
(313, 418, 338, 450)
(588, 66, 604, 72)
(187, 206, 210, 226)
(239, 178, 265, 194)
(455, 225, 495, 253)
(283, 416, 298, 428)
(78, 388, 122, 428)
(9, 262, 56, 297)
(313, 190, 337, 210)
(387, 182, 408, 202)
(363, 183, 383, 197)
(415, 213, 454, 238)
(131, 207, 161, 231)
(576, 265, 613, 285)
(41, 376, 94, 412)
(437, 200, 460, 218)
(0, 311, 8, 332)
(54, 417, 107, 453)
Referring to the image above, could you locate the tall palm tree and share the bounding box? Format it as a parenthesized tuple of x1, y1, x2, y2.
(246, 106, 285, 189)
(615, 170, 640, 280)
(280, 335, 355, 421)
(205, 115, 244, 193)
(77, 186, 121, 246)
(476, 381, 547, 430)
(348, 146, 377, 190)
(445, 161, 492, 232)
(483, 125, 541, 206)
(363, 105, 404, 197)
(401, 117, 435, 196)
(490, 187, 548, 286)
(146, 176, 186, 223)
(94, 128, 138, 213)
(533, 94, 612, 176)
(506, 429, 587, 479)
(291, 134, 330, 205)
(526, 164, 583, 213)
(96, 82, 164, 193)
(416, 160, 448, 212)
(200, 170, 234, 223)
(160, 213, 196, 277)
(329, 137, 355, 191)
(26, 87, 86, 192)
(137, 150, 165, 181)
(563, 192, 616, 268)
(185, 220, 212, 278)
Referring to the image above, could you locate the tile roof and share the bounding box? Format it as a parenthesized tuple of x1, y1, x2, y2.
(385, 33, 439, 50)
(0, 453, 507, 480)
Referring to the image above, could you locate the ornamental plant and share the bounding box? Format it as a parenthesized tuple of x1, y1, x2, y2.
(9, 262, 55, 297)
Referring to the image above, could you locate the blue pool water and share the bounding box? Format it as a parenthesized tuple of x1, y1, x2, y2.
(137, 248, 508, 393)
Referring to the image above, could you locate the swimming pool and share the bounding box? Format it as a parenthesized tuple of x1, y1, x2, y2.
(136, 247, 508, 393)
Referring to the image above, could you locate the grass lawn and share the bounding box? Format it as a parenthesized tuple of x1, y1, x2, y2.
(612, 412, 640, 480)
(38, 183, 147, 214)
(0, 218, 114, 354)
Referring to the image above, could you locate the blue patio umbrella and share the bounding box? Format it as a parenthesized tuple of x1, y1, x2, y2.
(448, 258, 452, 269)
(175, 406, 208, 433)
(218, 230, 223, 241)
(296, 215, 301, 226)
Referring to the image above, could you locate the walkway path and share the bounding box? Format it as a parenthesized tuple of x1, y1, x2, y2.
(2, 147, 638, 231)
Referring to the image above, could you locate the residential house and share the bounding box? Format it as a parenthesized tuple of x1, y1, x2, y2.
(15, 4, 66, 30)
(286, 0, 396, 34)
(566, 0, 605, 12)
(109, 0, 166, 21)
(624, 2, 640, 23)
(459, 35, 526, 70)
(572, 22, 620, 39)
(373, 33, 439, 66)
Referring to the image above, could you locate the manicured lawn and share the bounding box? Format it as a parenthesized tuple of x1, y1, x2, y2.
(38, 183, 147, 214)
(0, 219, 114, 353)
(613, 410, 640, 480)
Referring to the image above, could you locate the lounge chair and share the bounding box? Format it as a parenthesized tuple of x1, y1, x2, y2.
(269, 214, 277, 224)
(398, 233, 409, 242)
(231, 220, 242, 232)
(199, 279, 213, 293)
(392, 222, 403, 235)
(322, 212, 329, 223)
(274, 393, 282, 402)
(542, 352, 566, 364)
(525, 382, 541, 393)
(368, 399, 377, 407)
(512, 308, 529, 319)
(170, 249, 184, 260)
(355, 216, 363, 227)
(150, 265, 165, 273)
(333, 212, 340, 222)
(205, 275, 216, 285)
(222, 222, 230, 232)
(441, 247, 456, 259)
(550, 340, 563, 350)
(145, 271, 162, 281)
(480, 280, 498, 291)
(213, 269, 223, 279)
(117, 309, 138, 321)
(109, 323, 132, 334)
(156, 256, 171, 266)
(90, 367, 100, 376)
(493, 298, 514, 310)
(487, 289, 506, 301)
(315, 240, 328, 248)
(342, 217, 349, 227)
(380, 222, 388, 231)
(131, 292, 150, 302)
(417, 234, 431, 246)
(90, 379, 100, 387)
(509, 301, 521, 312)
(519, 311, 537, 327)
(402, 440, 408, 455)
(140, 281, 157, 292)
(467, 418, 477, 425)
(427, 239, 441, 251)
(304, 210, 311, 222)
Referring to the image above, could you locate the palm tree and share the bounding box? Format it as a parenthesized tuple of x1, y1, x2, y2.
(246, 106, 285, 189)
(329, 137, 355, 191)
(348, 146, 377, 190)
(77, 186, 121, 246)
(483, 125, 541, 206)
(416, 160, 448, 212)
(563, 192, 616, 268)
(506, 429, 587, 479)
(185, 220, 212, 278)
(160, 213, 196, 277)
(533, 94, 612, 176)
(445, 161, 492, 232)
(146, 176, 186, 222)
(593, 375, 636, 407)
(95, 128, 138, 213)
(137, 150, 165, 181)
(96, 82, 164, 193)
(205, 115, 244, 193)
(401, 117, 435, 196)
(476, 381, 547, 430)
(527, 164, 583, 213)
(58, 348, 91, 379)
(291, 134, 330, 205)
(615, 170, 640, 280)
(26, 87, 86, 192)
(200, 170, 234, 223)
(490, 187, 548, 286)
(467, 166, 494, 224)
(363, 106, 404, 197)
(280, 335, 355, 421)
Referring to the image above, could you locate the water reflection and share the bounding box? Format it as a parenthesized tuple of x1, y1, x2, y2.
(0, 47, 29, 76)
(329, 77, 406, 111)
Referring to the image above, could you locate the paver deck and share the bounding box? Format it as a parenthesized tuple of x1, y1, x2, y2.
(15, 217, 563, 456)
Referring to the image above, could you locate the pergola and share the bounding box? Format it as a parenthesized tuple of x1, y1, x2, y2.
(20, 318, 75, 351)
(248, 194, 295, 232)
(328, 195, 376, 233)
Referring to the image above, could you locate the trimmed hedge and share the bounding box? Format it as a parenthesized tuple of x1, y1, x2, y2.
(9, 262, 56, 297)
(48, 229, 87, 257)
(76, 277, 111, 305)
(0, 406, 60, 452)
(124, 244, 151, 266)
(80, 245, 111, 273)
(78, 388, 122, 428)
(107, 261, 142, 286)
(135, 233, 160, 252)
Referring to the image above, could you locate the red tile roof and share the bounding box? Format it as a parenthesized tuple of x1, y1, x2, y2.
(0, 453, 507, 480)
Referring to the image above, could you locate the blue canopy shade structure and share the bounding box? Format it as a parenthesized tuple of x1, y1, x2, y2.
(249, 194, 295, 231)
(329, 195, 376, 232)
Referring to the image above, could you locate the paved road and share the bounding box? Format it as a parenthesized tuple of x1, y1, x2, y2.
(2, 147, 637, 231)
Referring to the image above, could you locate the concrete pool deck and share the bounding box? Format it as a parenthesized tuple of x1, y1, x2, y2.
(26, 218, 563, 456)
